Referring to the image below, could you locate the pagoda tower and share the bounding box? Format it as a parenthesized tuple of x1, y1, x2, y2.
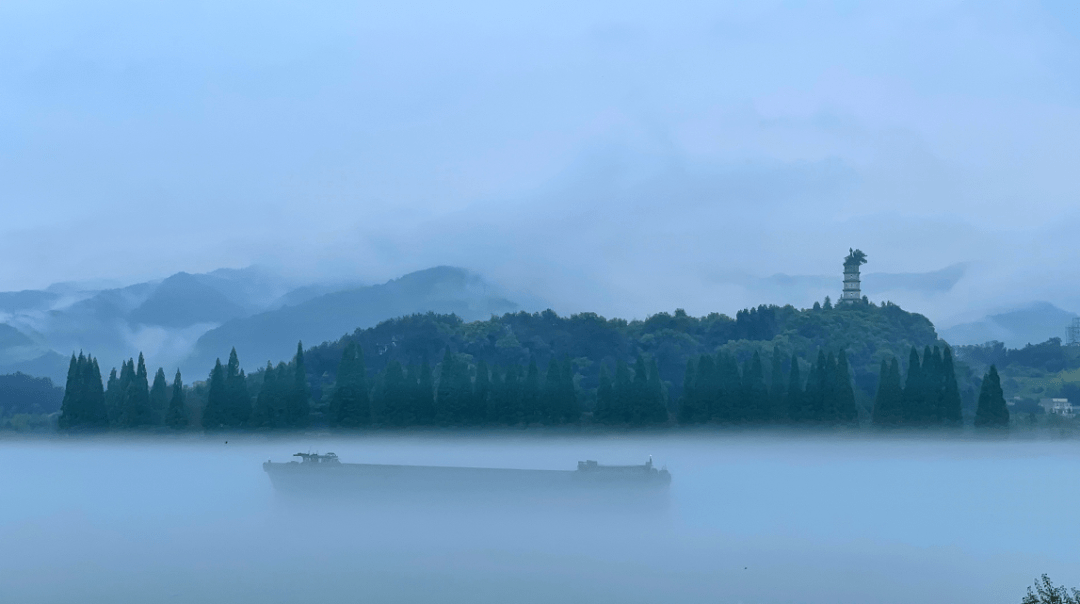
(841, 248, 867, 304)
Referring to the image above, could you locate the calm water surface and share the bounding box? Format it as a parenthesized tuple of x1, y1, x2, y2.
(1, 433, 1076, 603)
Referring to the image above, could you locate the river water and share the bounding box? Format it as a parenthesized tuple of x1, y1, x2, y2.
(1, 432, 1077, 603)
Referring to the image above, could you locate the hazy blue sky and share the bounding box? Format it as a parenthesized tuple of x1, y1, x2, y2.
(2, 0, 1079, 323)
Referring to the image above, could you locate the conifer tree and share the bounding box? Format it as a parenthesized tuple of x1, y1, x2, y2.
(715, 353, 741, 423)
(770, 346, 786, 422)
(560, 356, 578, 423)
(82, 356, 108, 429)
(58, 354, 82, 430)
(613, 360, 632, 424)
(596, 364, 614, 423)
(203, 359, 227, 429)
(104, 367, 121, 425)
(834, 350, 858, 425)
(941, 347, 963, 425)
(224, 348, 251, 428)
(486, 365, 503, 423)
(804, 351, 828, 423)
(786, 353, 803, 422)
(474, 359, 491, 424)
(166, 370, 187, 429)
(332, 342, 370, 428)
(379, 360, 408, 426)
(647, 357, 665, 423)
(901, 347, 923, 426)
(414, 360, 435, 425)
(741, 352, 770, 423)
(500, 364, 521, 425)
(120, 353, 152, 428)
(250, 362, 277, 429)
(975, 365, 1009, 428)
(821, 352, 838, 424)
(630, 355, 650, 425)
(928, 346, 945, 423)
(150, 368, 169, 426)
(522, 357, 540, 424)
(678, 358, 697, 424)
(286, 342, 310, 428)
(696, 354, 718, 422)
(872, 359, 897, 426)
(542, 357, 561, 424)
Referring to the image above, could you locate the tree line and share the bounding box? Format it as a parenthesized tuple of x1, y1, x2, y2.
(679, 347, 858, 425)
(872, 345, 1008, 428)
(57, 338, 1011, 431)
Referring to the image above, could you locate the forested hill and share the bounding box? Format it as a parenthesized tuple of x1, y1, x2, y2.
(300, 301, 941, 411)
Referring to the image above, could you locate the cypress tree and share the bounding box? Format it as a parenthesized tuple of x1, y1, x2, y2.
(630, 355, 650, 425)
(332, 342, 370, 428)
(224, 348, 250, 428)
(821, 352, 838, 424)
(678, 358, 697, 424)
(834, 350, 858, 425)
(928, 346, 945, 423)
(596, 364, 614, 424)
(901, 347, 923, 426)
(287, 342, 310, 428)
(741, 352, 770, 423)
(872, 359, 893, 426)
(975, 365, 1009, 428)
(251, 362, 278, 429)
(647, 357, 665, 424)
(715, 353, 741, 423)
(82, 356, 108, 429)
(769, 346, 786, 422)
(696, 354, 718, 422)
(500, 364, 521, 425)
(474, 359, 491, 425)
(542, 357, 561, 424)
(379, 360, 408, 426)
(58, 354, 82, 430)
(613, 360, 632, 424)
(786, 353, 803, 423)
(485, 364, 502, 423)
(804, 351, 828, 423)
(204, 359, 227, 429)
(104, 367, 121, 425)
(414, 360, 435, 425)
(556, 356, 577, 424)
(522, 357, 540, 424)
(941, 347, 963, 425)
(435, 350, 455, 425)
(150, 367, 169, 426)
(121, 353, 152, 428)
(166, 369, 187, 429)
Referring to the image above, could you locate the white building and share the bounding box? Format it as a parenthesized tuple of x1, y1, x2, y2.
(1039, 398, 1075, 417)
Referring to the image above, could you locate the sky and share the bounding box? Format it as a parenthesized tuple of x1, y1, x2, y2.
(2, 0, 1079, 325)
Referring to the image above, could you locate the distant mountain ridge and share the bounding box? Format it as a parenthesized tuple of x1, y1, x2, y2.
(0, 265, 526, 384)
(185, 266, 519, 375)
(940, 301, 1078, 348)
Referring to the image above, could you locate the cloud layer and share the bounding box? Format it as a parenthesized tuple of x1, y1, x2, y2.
(3, 0, 1080, 326)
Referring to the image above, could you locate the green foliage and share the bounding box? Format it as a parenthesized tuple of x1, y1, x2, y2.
(166, 370, 187, 429)
(150, 368, 169, 425)
(1022, 575, 1080, 604)
(58, 353, 108, 431)
(975, 365, 1010, 428)
(330, 341, 370, 428)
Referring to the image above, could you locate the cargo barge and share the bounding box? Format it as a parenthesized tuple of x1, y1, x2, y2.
(263, 453, 671, 501)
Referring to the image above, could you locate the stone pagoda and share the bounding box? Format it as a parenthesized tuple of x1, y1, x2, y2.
(841, 248, 867, 304)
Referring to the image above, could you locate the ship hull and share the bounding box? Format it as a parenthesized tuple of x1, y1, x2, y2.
(263, 461, 670, 508)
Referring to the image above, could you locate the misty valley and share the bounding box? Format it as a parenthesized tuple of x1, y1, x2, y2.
(5, 0, 1080, 602)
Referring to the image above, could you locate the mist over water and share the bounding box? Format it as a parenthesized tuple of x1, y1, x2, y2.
(2, 434, 1077, 603)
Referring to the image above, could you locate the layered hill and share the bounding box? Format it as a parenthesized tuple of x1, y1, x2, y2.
(186, 266, 519, 375)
